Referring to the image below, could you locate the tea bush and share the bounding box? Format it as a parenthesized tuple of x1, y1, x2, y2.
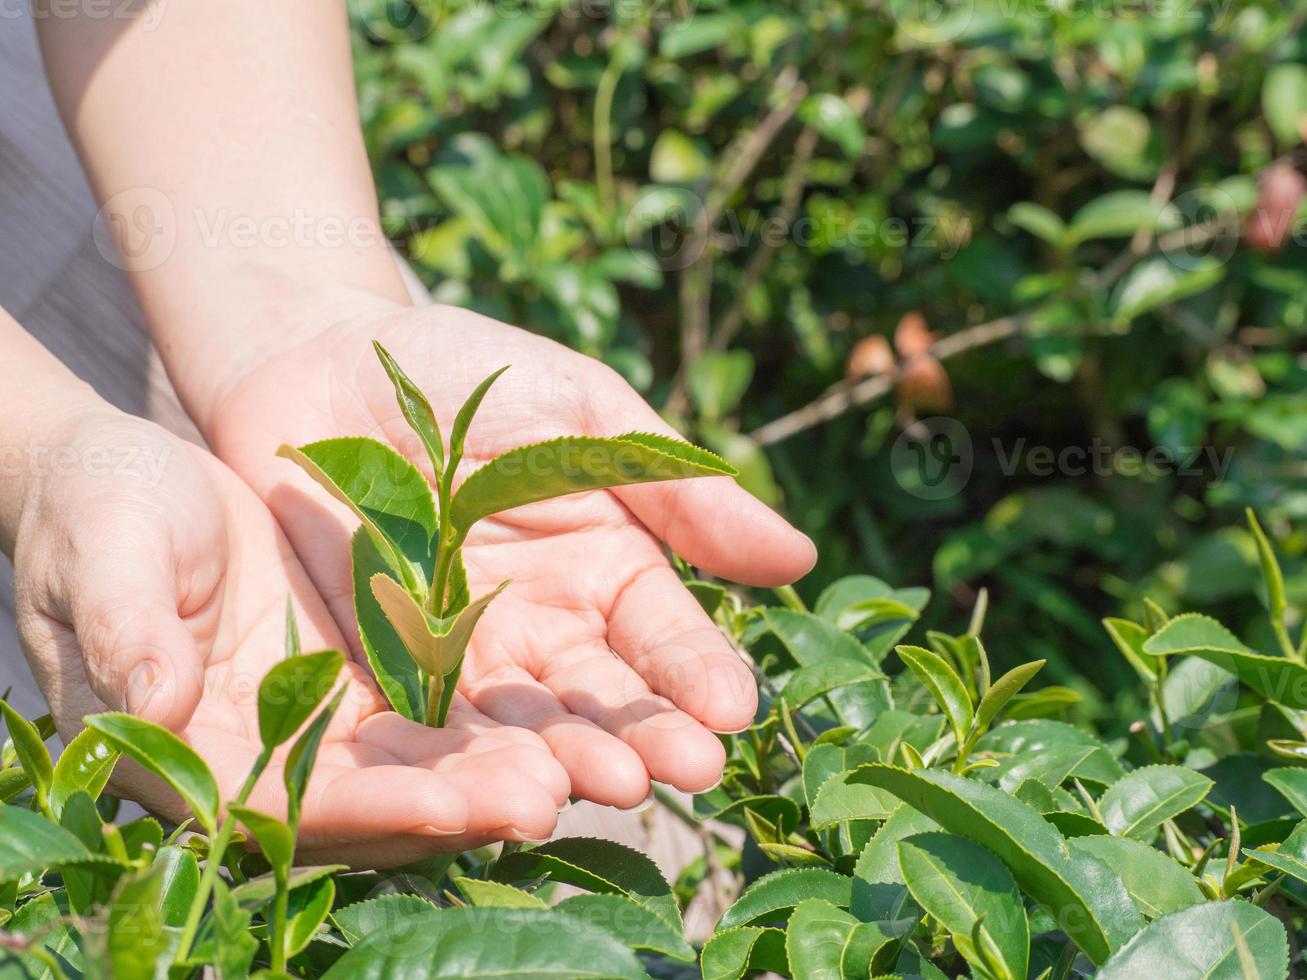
(4, 508, 1307, 977)
(349, 0, 1307, 711)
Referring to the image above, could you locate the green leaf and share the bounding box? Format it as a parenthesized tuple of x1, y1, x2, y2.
(650, 129, 712, 182)
(700, 926, 788, 980)
(781, 660, 887, 711)
(688, 350, 754, 423)
(100, 858, 172, 980)
(333, 894, 437, 946)
(1102, 618, 1160, 683)
(898, 833, 1029, 980)
(852, 802, 938, 922)
(49, 728, 119, 820)
(0, 804, 91, 880)
(279, 437, 436, 583)
(154, 845, 201, 929)
(975, 720, 1124, 785)
(1069, 837, 1204, 920)
(450, 432, 734, 535)
(373, 341, 445, 480)
(322, 907, 647, 978)
(1008, 202, 1067, 247)
(370, 573, 506, 681)
(1145, 613, 1307, 708)
(1098, 765, 1213, 840)
(257, 649, 345, 751)
(353, 529, 424, 720)
(555, 893, 695, 961)
(1078, 106, 1161, 181)
(850, 765, 1141, 964)
(1067, 190, 1178, 245)
(285, 875, 335, 957)
(785, 898, 895, 979)
(84, 712, 219, 834)
(895, 645, 973, 745)
(765, 608, 892, 727)
(1110, 256, 1224, 327)
(799, 93, 866, 158)
(1264, 768, 1307, 818)
(230, 864, 346, 911)
(448, 367, 510, 485)
(284, 687, 346, 829)
(1246, 509, 1289, 630)
(717, 867, 852, 931)
(1263, 63, 1307, 146)
(454, 877, 548, 910)
(810, 770, 901, 827)
(0, 702, 52, 813)
(229, 805, 294, 880)
(972, 660, 1045, 735)
(1095, 900, 1288, 979)
(493, 836, 681, 928)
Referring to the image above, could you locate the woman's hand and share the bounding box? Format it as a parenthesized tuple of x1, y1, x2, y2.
(208, 301, 816, 808)
(11, 410, 568, 866)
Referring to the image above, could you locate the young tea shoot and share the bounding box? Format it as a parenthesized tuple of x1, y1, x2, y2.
(277, 342, 736, 726)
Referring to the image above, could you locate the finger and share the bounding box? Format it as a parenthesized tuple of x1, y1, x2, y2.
(593, 390, 816, 585)
(461, 663, 651, 808)
(535, 642, 727, 794)
(607, 564, 758, 734)
(69, 544, 203, 732)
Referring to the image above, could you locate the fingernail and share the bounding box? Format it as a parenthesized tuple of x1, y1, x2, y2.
(621, 790, 656, 814)
(125, 661, 159, 716)
(507, 827, 552, 843)
(414, 819, 468, 836)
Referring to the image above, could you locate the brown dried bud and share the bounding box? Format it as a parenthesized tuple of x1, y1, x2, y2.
(897, 355, 953, 414)
(1244, 160, 1306, 252)
(894, 311, 936, 358)
(846, 335, 895, 379)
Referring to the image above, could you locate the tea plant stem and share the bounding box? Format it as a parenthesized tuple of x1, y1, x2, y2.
(174, 749, 271, 965)
(592, 43, 626, 216)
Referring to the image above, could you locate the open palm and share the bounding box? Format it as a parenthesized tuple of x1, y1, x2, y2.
(211, 304, 815, 807)
(14, 415, 567, 865)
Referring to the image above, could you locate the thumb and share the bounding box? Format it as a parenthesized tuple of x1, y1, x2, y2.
(71, 554, 204, 733)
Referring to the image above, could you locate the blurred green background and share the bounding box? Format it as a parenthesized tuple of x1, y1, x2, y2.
(347, 0, 1307, 735)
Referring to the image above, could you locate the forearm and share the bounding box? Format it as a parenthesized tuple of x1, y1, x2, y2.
(0, 308, 106, 556)
(36, 0, 408, 432)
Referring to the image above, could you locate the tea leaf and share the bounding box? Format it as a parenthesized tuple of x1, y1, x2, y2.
(895, 645, 973, 745)
(284, 688, 346, 829)
(279, 438, 436, 585)
(257, 649, 345, 750)
(780, 660, 886, 710)
(321, 906, 647, 979)
(1098, 765, 1213, 841)
(210, 879, 259, 979)
(851, 764, 1141, 963)
(972, 660, 1046, 735)
(1144, 614, 1307, 707)
(229, 804, 294, 880)
(0, 804, 92, 879)
(448, 365, 510, 481)
(455, 877, 548, 909)
(716, 867, 853, 931)
(1103, 617, 1160, 682)
(898, 832, 1029, 980)
(370, 573, 507, 679)
(785, 898, 896, 979)
(449, 432, 735, 534)
(374, 340, 445, 479)
(285, 875, 335, 957)
(1095, 900, 1287, 979)
(700, 926, 788, 980)
(555, 893, 696, 962)
(1, 702, 52, 814)
(154, 845, 201, 929)
(100, 858, 171, 980)
(1069, 836, 1203, 919)
(493, 836, 681, 928)
(1263, 768, 1307, 818)
(85, 712, 219, 834)
(353, 528, 425, 720)
(334, 894, 437, 946)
